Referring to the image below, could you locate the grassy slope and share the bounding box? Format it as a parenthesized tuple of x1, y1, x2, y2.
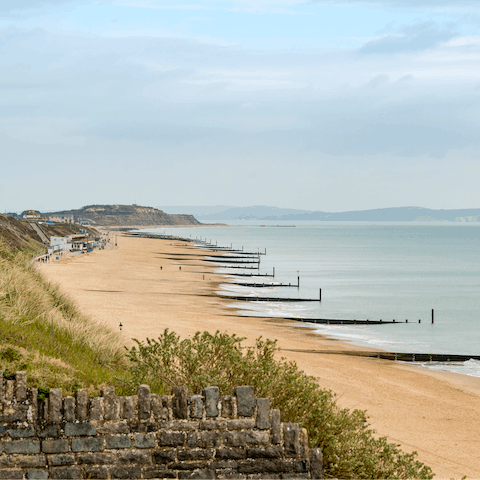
(0, 240, 128, 396)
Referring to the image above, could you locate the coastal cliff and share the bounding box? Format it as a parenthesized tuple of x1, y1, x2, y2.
(45, 205, 201, 227)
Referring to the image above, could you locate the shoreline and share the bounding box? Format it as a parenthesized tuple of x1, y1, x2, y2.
(38, 232, 480, 478)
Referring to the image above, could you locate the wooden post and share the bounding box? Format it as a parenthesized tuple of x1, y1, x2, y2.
(432, 309, 434, 324)
(319, 288, 322, 301)
(297, 276, 300, 288)
(273, 267, 275, 277)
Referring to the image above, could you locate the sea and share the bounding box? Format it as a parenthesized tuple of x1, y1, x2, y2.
(138, 221, 480, 378)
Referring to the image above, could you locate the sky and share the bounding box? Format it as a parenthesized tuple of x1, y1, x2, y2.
(1, 0, 480, 213)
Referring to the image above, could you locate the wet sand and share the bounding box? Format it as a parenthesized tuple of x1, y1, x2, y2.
(38, 234, 480, 478)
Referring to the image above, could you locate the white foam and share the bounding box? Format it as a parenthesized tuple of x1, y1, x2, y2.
(416, 358, 480, 378)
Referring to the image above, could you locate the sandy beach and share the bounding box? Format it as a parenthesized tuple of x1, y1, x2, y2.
(38, 233, 480, 479)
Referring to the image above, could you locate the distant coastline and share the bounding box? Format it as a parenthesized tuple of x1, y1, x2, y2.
(159, 205, 480, 223)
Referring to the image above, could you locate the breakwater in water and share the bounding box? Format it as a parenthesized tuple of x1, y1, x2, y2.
(0, 371, 323, 479)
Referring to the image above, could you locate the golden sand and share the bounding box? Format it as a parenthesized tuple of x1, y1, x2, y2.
(38, 234, 480, 478)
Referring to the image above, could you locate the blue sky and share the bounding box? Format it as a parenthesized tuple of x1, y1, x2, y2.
(1, 0, 480, 212)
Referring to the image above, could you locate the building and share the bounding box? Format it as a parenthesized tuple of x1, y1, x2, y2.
(48, 215, 74, 224)
(48, 236, 70, 254)
(22, 210, 47, 222)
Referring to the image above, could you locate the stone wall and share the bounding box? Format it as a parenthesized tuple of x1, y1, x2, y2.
(0, 372, 323, 479)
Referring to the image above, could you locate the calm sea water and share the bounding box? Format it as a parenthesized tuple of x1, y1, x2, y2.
(139, 222, 480, 377)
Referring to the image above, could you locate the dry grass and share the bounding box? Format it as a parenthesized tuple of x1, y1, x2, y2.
(0, 242, 129, 395)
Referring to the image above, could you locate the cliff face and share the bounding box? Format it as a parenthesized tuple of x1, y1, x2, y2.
(0, 215, 99, 250)
(47, 205, 201, 227)
(0, 215, 45, 250)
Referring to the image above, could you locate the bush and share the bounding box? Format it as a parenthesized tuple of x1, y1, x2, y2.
(125, 329, 434, 479)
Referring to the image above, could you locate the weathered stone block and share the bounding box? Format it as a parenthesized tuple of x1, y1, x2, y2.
(65, 423, 96, 437)
(284, 423, 300, 457)
(14, 455, 47, 468)
(47, 454, 75, 466)
(0, 456, 13, 467)
(0, 426, 6, 436)
(0, 468, 23, 479)
(246, 475, 280, 480)
(27, 469, 49, 479)
(270, 410, 281, 445)
(134, 432, 155, 448)
(299, 428, 308, 458)
(189, 395, 204, 419)
(152, 449, 176, 464)
(75, 389, 89, 422)
(115, 450, 150, 465)
(223, 431, 269, 447)
(162, 421, 198, 431)
(120, 396, 135, 419)
(187, 431, 222, 448)
(129, 421, 158, 433)
(203, 386, 219, 417)
(37, 425, 60, 439)
(29, 388, 38, 422)
(255, 398, 270, 430)
(5, 380, 14, 402)
(96, 422, 129, 435)
(200, 419, 226, 430)
(233, 386, 255, 417)
(215, 448, 246, 460)
(102, 386, 120, 421)
(210, 460, 238, 469)
(5, 440, 41, 455)
(50, 467, 83, 479)
(151, 394, 171, 421)
(89, 397, 104, 422)
(238, 459, 292, 474)
(42, 439, 69, 454)
(63, 397, 75, 423)
(106, 435, 131, 449)
(309, 448, 323, 480)
(15, 371, 27, 402)
(170, 462, 209, 470)
(220, 396, 235, 418)
(76, 452, 115, 464)
(84, 466, 108, 479)
(247, 446, 283, 459)
(110, 466, 142, 479)
(293, 459, 309, 473)
(177, 449, 213, 461)
(177, 470, 215, 479)
(172, 386, 188, 419)
(71, 437, 104, 453)
(146, 469, 176, 479)
(215, 469, 246, 479)
(226, 419, 254, 430)
(158, 431, 186, 447)
(137, 384, 151, 420)
(9, 427, 35, 438)
(48, 388, 62, 424)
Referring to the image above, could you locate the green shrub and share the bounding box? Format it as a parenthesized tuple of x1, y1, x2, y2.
(125, 329, 434, 479)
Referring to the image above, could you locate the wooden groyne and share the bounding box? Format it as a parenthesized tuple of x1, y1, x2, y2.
(282, 348, 480, 363)
(287, 317, 417, 325)
(217, 294, 319, 302)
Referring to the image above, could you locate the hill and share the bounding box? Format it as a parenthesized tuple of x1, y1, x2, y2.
(46, 204, 201, 227)
(176, 205, 480, 222)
